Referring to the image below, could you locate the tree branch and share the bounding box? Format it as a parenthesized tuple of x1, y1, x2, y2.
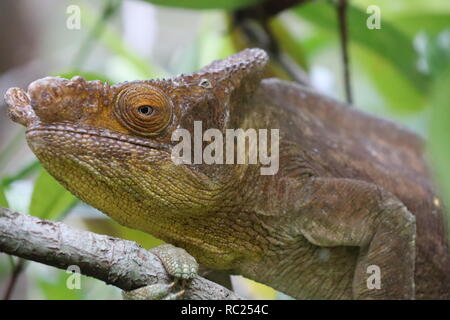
(0, 206, 240, 300)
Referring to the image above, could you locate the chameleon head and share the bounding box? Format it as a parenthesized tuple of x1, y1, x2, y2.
(5, 75, 179, 141)
(4, 74, 218, 226)
(3, 48, 269, 243)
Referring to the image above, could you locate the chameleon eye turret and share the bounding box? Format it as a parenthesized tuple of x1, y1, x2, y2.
(114, 84, 173, 137)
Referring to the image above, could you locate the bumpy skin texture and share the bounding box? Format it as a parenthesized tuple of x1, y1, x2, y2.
(123, 244, 198, 300)
(5, 49, 450, 299)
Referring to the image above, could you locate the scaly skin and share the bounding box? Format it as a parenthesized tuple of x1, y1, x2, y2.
(4, 49, 450, 299)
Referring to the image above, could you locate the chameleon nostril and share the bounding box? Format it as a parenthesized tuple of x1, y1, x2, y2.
(5, 87, 30, 108)
(199, 79, 212, 88)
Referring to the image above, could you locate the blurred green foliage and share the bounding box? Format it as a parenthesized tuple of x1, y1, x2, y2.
(296, 2, 428, 90)
(143, 0, 263, 10)
(0, 187, 8, 208)
(294, 1, 427, 112)
(429, 68, 450, 213)
(29, 169, 78, 221)
(36, 270, 87, 300)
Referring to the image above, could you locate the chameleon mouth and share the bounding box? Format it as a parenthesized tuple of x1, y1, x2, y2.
(26, 125, 173, 152)
(4, 78, 173, 154)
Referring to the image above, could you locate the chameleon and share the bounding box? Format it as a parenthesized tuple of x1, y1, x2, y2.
(4, 48, 450, 299)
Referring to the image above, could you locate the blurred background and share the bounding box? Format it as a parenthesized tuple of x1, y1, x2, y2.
(0, 0, 449, 299)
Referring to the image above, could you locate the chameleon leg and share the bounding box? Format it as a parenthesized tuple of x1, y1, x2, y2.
(296, 178, 416, 299)
(122, 244, 199, 300)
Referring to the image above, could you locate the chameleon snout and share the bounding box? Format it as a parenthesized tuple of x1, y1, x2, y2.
(5, 76, 109, 127)
(4, 86, 35, 127)
(28, 76, 101, 124)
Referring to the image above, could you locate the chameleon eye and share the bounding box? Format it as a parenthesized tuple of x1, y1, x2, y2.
(137, 105, 154, 116)
(115, 84, 173, 136)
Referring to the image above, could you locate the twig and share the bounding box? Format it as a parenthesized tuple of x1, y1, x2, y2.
(2, 258, 26, 300)
(0, 206, 240, 300)
(232, 0, 311, 86)
(336, 0, 353, 104)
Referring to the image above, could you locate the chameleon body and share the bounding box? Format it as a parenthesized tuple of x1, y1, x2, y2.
(5, 49, 450, 299)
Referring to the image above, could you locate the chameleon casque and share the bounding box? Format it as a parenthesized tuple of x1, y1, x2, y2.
(4, 48, 450, 299)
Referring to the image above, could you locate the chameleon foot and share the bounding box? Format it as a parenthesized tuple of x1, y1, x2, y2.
(122, 244, 198, 300)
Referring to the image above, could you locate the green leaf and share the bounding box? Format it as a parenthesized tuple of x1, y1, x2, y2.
(293, 1, 428, 97)
(36, 269, 87, 300)
(29, 168, 78, 220)
(1, 161, 40, 213)
(143, 0, 263, 10)
(1, 161, 41, 188)
(0, 185, 8, 208)
(352, 45, 424, 113)
(395, 14, 450, 37)
(428, 67, 450, 212)
(422, 31, 450, 76)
